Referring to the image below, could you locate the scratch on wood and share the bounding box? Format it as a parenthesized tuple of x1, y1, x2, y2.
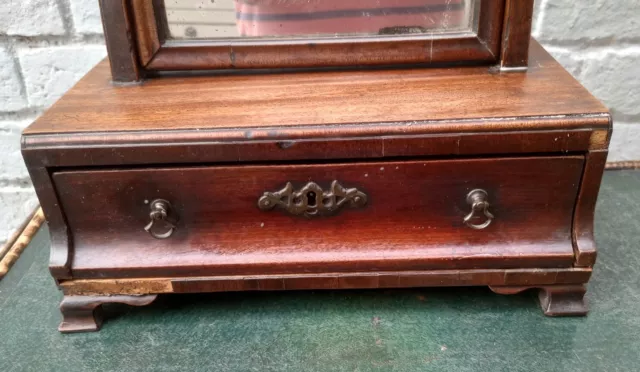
(429, 35, 434, 63)
(480, 38, 495, 59)
(229, 45, 236, 67)
(589, 130, 609, 150)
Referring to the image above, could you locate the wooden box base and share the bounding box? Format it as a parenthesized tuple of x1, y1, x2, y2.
(22, 41, 609, 332)
(58, 272, 590, 333)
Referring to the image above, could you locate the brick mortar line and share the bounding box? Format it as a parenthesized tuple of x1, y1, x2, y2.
(540, 39, 640, 49)
(0, 34, 105, 47)
(544, 46, 640, 56)
(0, 180, 34, 189)
(0, 108, 44, 122)
(55, 0, 77, 36)
(612, 114, 640, 123)
(0, 42, 29, 109)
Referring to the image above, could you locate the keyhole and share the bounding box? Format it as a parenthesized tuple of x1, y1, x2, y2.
(307, 191, 317, 206)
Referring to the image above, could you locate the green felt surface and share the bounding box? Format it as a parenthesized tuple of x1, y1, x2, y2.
(1, 170, 639, 372)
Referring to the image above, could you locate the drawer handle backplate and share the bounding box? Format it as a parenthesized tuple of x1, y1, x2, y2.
(258, 181, 367, 218)
(463, 189, 494, 230)
(144, 199, 178, 239)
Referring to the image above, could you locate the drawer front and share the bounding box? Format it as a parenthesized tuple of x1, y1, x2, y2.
(53, 156, 584, 278)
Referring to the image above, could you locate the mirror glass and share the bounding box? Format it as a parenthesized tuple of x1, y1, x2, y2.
(163, 0, 479, 39)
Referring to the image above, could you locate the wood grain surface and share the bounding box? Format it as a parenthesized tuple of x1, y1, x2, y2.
(500, 0, 534, 69)
(59, 268, 592, 296)
(98, 0, 141, 82)
(573, 150, 608, 266)
(19, 34, 609, 323)
(138, 1, 504, 71)
(53, 156, 584, 279)
(23, 41, 607, 136)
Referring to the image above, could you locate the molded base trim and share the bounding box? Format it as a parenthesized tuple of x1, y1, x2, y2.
(490, 284, 588, 317)
(59, 295, 157, 333)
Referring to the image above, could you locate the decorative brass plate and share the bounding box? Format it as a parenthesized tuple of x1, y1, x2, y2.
(258, 181, 367, 218)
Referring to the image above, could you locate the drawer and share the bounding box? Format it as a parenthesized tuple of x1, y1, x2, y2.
(53, 156, 585, 278)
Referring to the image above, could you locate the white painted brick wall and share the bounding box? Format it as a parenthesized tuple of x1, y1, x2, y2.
(534, 0, 640, 162)
(19, 45, 108, 107)
(0, 0, 106, 244)
(0, 0, 639, 244)
(69, 0, 103, 34)
(0, 0, 66, 36)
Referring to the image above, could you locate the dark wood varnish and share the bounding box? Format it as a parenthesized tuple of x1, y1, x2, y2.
(53, 156, 583, 278)
(130, 0, 161, 66)
(96, 0, 538, 81)
(23, 42, 606, 136)
(500, 0, 535, 69)
(25, 167, 72, 279)
(98, 0, 141, 82)
(23, 126, 608, 170)
(114, 0, 513, 78)
(148, 30, 498, 71)
(573, 150, 609, 266)
(60, 268, 592, 296)
(22, 41, 610, 331)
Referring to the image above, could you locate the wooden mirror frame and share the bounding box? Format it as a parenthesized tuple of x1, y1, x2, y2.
(100, 0, 533, 82)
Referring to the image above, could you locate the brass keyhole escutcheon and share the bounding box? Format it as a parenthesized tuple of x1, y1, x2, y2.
(144, 199, 178, 239)
(258, 181, 367, 218)
(463, 189, 494, 230)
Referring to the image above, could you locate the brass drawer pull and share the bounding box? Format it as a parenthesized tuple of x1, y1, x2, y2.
(144, 199, 178, 239)
(258, 181, 367, 218)
(463, 189, 494, 230)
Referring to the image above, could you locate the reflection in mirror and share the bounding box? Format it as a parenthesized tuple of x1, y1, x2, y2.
(163, 0, 479, 39)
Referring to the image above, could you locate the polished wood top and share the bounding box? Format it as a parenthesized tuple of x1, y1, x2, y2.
(24, 40, 607, 136)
